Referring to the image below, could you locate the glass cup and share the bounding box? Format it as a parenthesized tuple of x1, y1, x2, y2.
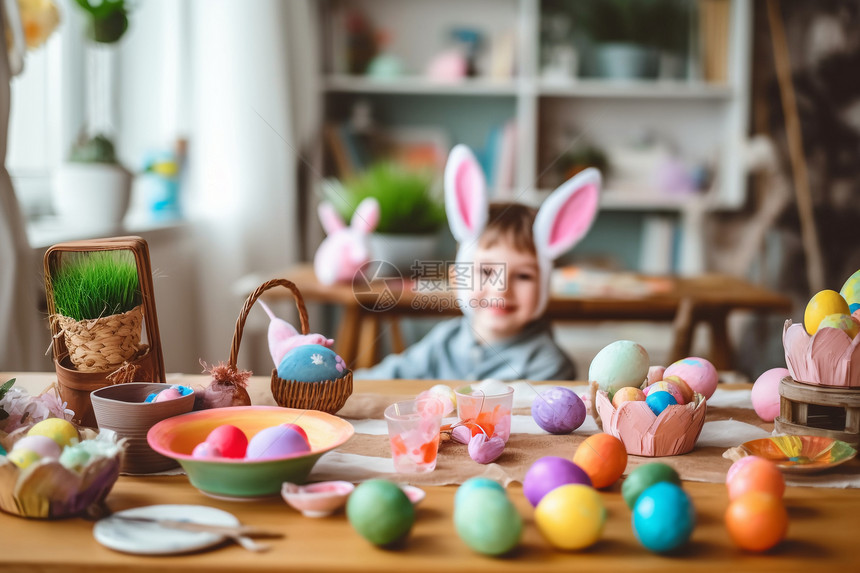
(384, 397, 444, 473)
(455, 384, 514, 443)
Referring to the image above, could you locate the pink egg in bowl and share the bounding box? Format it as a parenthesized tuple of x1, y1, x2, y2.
(147, 406, 354, 499)
(281, 480, 355, 517)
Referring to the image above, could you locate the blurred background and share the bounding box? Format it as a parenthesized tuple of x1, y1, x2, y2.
(2, 0, 858, 382)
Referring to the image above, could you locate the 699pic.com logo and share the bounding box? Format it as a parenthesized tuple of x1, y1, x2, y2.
(351, 260, 403, 312)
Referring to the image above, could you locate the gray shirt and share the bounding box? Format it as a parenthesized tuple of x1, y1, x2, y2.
(354, 317, 576, 381)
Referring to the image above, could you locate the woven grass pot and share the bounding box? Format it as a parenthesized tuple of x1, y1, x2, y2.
(55, 305, 143, 373)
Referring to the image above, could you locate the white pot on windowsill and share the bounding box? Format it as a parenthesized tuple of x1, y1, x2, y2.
(368, 232, 442, 276)
(52, 162, 133, 234)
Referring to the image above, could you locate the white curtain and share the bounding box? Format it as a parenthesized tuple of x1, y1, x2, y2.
(0, 4, 41, 371)
(186, 0, 319, 371)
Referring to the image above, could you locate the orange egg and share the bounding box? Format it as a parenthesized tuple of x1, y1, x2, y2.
(727, 457, 785, 500)
(572, 433, 627, 489)
(725, 491, 788, 551)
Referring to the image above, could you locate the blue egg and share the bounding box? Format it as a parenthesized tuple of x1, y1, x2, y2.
(632, 482, 695, 553)
(276, 344, 347, 382)
(645, 390, 677, 416)
(455, 477, 505, 506)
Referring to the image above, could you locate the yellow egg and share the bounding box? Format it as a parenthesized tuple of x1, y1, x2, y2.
(804, 290, 850, 335)
(818, 313, 860, 338)
(7, 448, 42, 469)
(27, 418, 79, 447)
(534, 484, 606, 550)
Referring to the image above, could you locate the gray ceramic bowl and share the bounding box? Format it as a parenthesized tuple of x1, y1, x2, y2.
(91, 382, 194, 474)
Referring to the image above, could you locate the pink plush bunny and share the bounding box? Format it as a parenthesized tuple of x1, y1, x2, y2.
(444, 144, 601, 318)
(257, 299, 334, 367)
(313, 197, 380, 286)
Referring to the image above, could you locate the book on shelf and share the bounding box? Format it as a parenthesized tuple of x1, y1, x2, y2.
(699, 0, 730, 84)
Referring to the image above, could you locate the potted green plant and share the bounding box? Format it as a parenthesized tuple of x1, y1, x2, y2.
(52, 0, 133, 232)
(567, 0, 690, 79)
(47, 249, 144, 425)
(325, 162, 446, 273)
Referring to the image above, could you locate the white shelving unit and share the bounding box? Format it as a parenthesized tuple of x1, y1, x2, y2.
(315, 0, 752, 275)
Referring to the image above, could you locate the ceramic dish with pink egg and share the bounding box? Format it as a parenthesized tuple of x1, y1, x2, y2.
(147, 406, 354, 499)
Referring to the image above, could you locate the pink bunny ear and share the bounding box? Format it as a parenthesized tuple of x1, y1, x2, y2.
(318, 201, 346, 236)
(444, 144, 488, 242)
(534, 167, 601, 260)
(350, 197, 380, 234)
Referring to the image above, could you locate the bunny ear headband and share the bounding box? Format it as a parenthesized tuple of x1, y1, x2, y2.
(444, 144, 601, 318)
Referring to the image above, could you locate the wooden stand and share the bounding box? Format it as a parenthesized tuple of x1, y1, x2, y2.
(44, 236, 166, 427)
(774, 377, 860, 448)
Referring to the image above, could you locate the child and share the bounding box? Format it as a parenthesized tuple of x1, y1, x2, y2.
(355, 144, 601, 381)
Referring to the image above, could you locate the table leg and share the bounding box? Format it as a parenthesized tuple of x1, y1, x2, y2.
(707, 312, 733, 371)
(388, 318, 406, 354)
(355, 314, 381, 369)
(337, 305, 361, 369)
(669, 297, 696, 363)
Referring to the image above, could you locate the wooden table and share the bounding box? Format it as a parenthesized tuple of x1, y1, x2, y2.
(256, 264, 792, 370)
(1, 373, 858, 572)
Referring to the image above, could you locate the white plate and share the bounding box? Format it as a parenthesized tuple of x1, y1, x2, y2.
(93, 504, 240, 555)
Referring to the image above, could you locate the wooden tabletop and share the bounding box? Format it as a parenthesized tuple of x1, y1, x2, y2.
(1, 373, 855, 573)
(253, 264, 793, 370)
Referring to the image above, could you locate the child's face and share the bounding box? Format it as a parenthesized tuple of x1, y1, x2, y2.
(468, 239, 542, 343)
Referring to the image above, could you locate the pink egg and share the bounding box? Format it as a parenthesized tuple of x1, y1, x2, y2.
(647, 365, 666, 385)
(192, 441, 223, 459)
(612, 386, 646, 408)
(153, 388, 182, 403)
(12, 435, 62, 459)
(664, 357, 718, 399)
(205, 424, 248, 458)
(726, 455, 763, 485)
(246, 426, 311, 460)
(751, 368, 789, 422)
(643, 381, 686, 405)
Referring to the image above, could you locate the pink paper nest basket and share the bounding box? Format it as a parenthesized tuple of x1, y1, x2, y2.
(783, 319, 860, 388)
(594, 387, 707, 457)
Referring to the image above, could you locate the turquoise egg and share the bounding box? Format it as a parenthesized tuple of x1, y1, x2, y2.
(632, 482, 695, 553)
(455, 477, 505, 506)
(645, 391, 677, 416)
(840, 269, 860, 314)
(276, 344, 346, 382)
(454, 488, 522, 556)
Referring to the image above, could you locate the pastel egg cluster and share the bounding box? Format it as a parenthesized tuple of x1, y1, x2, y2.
(6, 418, 79, 469)
(144, 384, 194, 403)
(724, 456, 788, 551)
(804, 274, 860, 337)
(191, 423, 310, 460)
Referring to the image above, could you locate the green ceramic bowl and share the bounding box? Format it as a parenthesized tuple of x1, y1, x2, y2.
(147, 406, 354, 499)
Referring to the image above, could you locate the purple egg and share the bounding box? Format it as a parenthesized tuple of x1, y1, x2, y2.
(246, 425, 311, 460)
(191, 441, 223, 459)
(531, 387, 586, 435)
(523, 456, 592, 507)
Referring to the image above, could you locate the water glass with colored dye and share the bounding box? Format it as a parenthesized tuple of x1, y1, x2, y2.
(455, 385, 514, 443)
(384, 397, 444, 473)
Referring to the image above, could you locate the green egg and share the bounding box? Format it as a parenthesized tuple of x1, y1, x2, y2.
(346, 479, 415, 546)
(622, 463, 682, 509)
(454, 488, 522, 556)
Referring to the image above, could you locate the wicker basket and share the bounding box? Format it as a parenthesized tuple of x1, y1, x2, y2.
(231, 279, 352, 414)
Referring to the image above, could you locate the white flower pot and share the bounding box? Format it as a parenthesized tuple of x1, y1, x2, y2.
(369, 233, 441, 276)
(53, 162, 133, 233)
